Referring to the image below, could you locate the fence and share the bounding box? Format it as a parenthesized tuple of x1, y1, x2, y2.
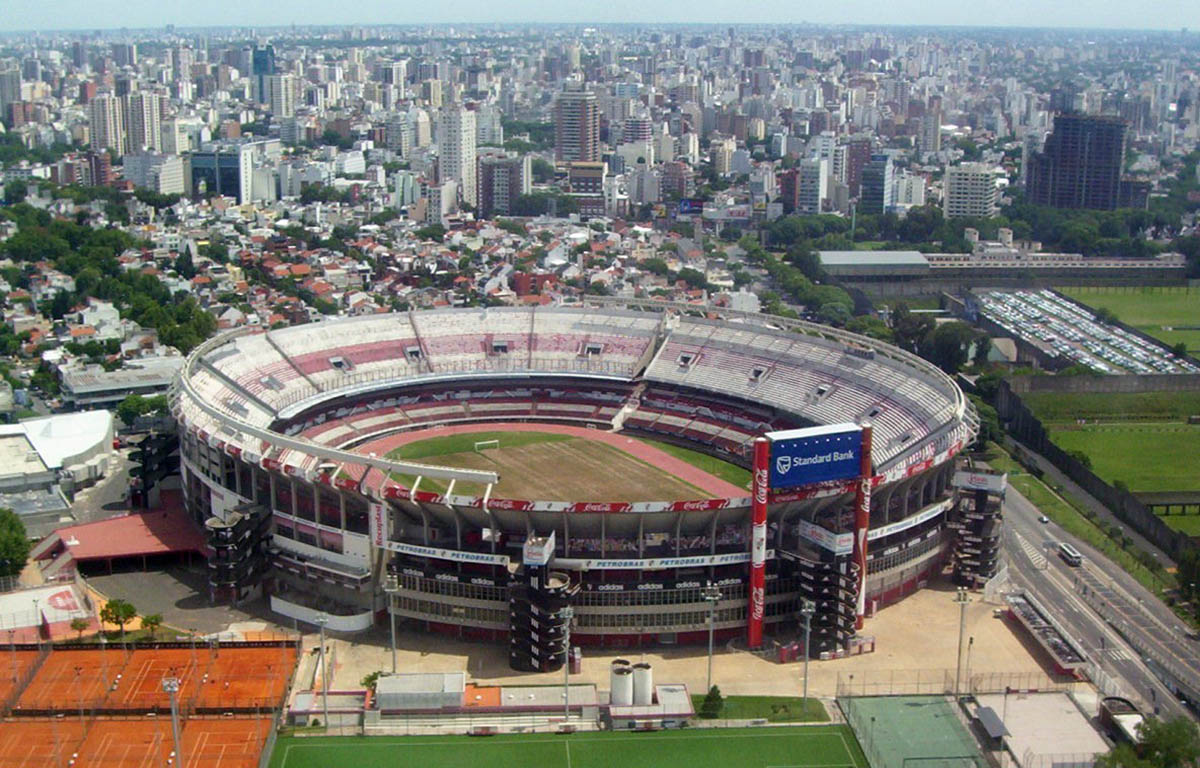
(834, 669, 1074, 699)
(1019, 749, 1099, 768)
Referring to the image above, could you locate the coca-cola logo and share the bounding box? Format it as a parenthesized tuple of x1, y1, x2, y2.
(678, 499, 718, 511)
(753, 468, 769, 505)
(487, 498, 531, 510)
(750, 586, 765, 621)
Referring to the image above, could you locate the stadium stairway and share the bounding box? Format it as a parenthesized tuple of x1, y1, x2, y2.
(611, 382, 648, 431)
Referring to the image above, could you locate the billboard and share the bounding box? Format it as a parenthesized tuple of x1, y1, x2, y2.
(678, 198, 705, 215)
(953, 470, 1008, 494)
(522, 531, 556, 566)
(766, 423, 863, 490)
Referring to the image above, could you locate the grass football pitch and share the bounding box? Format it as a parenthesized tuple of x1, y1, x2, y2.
(1048, 424, 1200, 492)
(270, 726, 867, 768)
(1057, 285, 1200, 350)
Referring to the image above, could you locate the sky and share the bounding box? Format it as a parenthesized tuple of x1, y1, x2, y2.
(0, 0, 1196, 33)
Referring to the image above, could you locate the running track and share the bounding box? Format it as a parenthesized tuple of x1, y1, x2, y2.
(347, 423, 749, 499)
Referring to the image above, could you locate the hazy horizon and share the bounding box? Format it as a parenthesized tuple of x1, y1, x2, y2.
(1, 0, 1196, 35)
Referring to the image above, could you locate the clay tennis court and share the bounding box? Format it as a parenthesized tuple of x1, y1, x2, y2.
(14, 648, 124, 711)
(14, 644, 296, 713)
(0, 650, 41, 706)
(0, 718, 85, 767)
(76, 717, 270, 768)
(193, 646, 298, 709)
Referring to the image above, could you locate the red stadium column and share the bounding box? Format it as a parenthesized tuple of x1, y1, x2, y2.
(748, 436, 770, 649)
(853, 425, 874, 630)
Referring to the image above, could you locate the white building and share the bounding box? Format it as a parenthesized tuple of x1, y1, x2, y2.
(88, 93, 125, 155)
(797, 158, 829, 215)
(122, 152, 185, 195)
(943, 162, 998, 218)
(438, 106, 477, 208)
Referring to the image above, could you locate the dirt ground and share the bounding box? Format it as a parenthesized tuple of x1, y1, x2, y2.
(313, 579, 1056, 701)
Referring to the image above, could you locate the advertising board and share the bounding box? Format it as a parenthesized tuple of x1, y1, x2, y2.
(766, 423, 863, 489)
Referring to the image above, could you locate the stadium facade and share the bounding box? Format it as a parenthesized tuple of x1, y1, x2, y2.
(172, 300, 981, 669)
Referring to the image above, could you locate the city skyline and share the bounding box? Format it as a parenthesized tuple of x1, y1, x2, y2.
(1, 0, 1198, 34)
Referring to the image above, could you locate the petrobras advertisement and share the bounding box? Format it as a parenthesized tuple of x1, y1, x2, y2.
(766, 424, 863, 489)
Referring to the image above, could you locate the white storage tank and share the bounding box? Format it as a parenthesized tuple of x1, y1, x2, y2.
(632, 662, 653, 706)
(611, 664, 634, 706)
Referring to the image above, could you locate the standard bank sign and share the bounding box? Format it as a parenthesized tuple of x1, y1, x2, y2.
(767, 423, 863, 489)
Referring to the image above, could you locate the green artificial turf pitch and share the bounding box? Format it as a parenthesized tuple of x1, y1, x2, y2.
(270, 726, 867, 768)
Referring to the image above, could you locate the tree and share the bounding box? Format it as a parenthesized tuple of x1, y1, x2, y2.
(922, 322, 979, 374)
(699, 685, 724, 718)
(1096, 716, 1200, 768)
(361, 671, 382, 692)
(99, 599, 137, 642)
(890, 303, 935, 354)
(140, 613, 163, 640)
(1172, 342, 1188, 358)
(0, 509, 29, 579)
(414, 224, 446, 242)
(70, 617, 90, 642)
(531, 157, 555, 184)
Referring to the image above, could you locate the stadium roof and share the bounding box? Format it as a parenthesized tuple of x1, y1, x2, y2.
(818, 250, 930, 267)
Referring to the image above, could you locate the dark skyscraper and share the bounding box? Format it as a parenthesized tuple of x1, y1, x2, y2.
(251, 45, 276, 104)
(1026, 113, 1128, 210)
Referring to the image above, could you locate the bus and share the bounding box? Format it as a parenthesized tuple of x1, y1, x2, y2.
(1059, 542, 1083, 567)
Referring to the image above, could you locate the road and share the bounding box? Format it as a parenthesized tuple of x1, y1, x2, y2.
(1001, 481, 1200, 721)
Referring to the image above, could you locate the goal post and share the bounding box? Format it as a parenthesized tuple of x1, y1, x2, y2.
(474, 440, 500, 453)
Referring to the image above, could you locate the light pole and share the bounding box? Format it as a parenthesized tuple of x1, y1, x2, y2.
(73, 666, 84, 724)
(702, 581, 722, 695)
(189, 627, 198, 669)
(99, 634, 108, 691)
(561, 606, 574, 723)
(384, 574, 399, 675)
(315, 614, 330, 730)
(162, 676, 184, 768)
(800, 599, 816, 705)
(8, 630, 14, 683)
(953, 587, 971, 697)
(964, 636, 975, 696)
(31, 599, 39, 648)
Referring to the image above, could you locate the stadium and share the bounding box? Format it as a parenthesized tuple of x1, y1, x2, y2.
(171, 298, 980, 670)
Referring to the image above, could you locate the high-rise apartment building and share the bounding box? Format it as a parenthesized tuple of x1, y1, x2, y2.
(842, 136, 872, 197)
(1025, 113, 1128, 210)
(477, 153, 531, 218)
(796, 158, 829, 214)
(943, 162, 998, 218)
(554, 84, 599, 163)
(88, 93, 126, 155)
(860, 154, 894, 214)
(268, 74, 296, 118)
(0, 68, 20, 118)
(124, 91, 161, 153)
(438, 106, 477, 208)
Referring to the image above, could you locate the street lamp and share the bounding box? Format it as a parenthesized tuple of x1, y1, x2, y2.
(315, 614, 330, 730)
(953, 587, 971, 697)
(73, 666, 84, 724)
(384, 574, 400, 675)
(702, 581, 722, 695)
(561, 606, 574, 723)
(162, 677, 184, 768)
(799, 599, 816, 705)
(964, 637, 975, 696)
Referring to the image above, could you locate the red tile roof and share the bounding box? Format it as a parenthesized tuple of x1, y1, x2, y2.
(51, 492, 205, 561)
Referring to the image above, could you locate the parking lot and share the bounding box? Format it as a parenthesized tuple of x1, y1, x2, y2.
(976, 289, 1199, 375)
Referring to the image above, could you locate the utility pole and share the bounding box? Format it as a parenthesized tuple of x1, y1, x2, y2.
(953, 587, 971, 697)
(316, 614, 330, 730)
(163, 677, 184, 768)
(703, 581, 722, 695)
(800, 599, 816, 705)
(384, 574, 399, 675)
(561, 606, 574, 723)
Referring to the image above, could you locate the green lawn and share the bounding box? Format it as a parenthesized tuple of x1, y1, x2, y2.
(1058, 286, 1200, 351)
(1022, 391, 1200, 424)
(1049, 425, 1200, 493)
(984, 443, 1175, 595)
(637, 438, 750, 490)
(270, 726, 866, 768)
(1156, 513, 1200, 537)
(690, 695, 829, 723)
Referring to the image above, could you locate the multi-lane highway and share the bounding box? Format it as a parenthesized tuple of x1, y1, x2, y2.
(1001, 479, 1200, 721)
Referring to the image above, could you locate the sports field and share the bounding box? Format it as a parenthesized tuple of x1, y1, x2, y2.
(1049, 424, 1200, 493)
(377, 425, 747, 501)
(1058, 285, 1200, 350)
(1023, 390, 1200, 423)
(269, 726, 867, 768)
